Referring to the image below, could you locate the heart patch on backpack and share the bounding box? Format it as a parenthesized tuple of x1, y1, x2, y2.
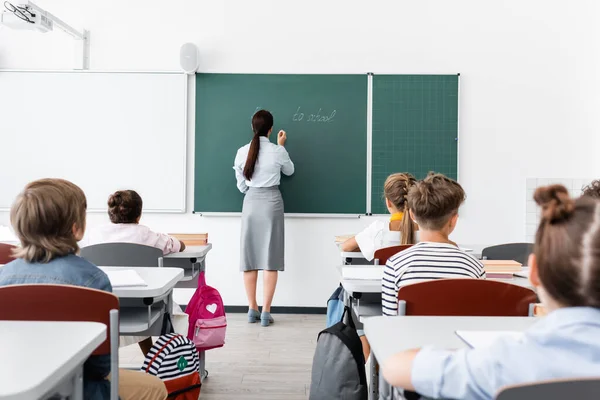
(206, 303, 217, 314)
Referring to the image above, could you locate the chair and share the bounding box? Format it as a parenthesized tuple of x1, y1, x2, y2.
(81, 243, 163, 267)
(496, 378, 600, 400)
(397, 279, 538, 316)
(482, 243, 534, 265)
(0, 284, 120, 400)
(0, 243, 17, 264)
(373, 245, 413, 265)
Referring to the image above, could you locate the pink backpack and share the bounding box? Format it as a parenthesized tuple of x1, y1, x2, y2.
(185, 271, 227, 351)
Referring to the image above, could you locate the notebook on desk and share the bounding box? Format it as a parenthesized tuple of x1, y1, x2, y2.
(104, 269, 148, 287)
(455, 330, 524, 348)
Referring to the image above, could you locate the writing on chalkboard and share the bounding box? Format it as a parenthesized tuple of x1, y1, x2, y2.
(293, 107, 336, 123)
(252, 106, 336, 123)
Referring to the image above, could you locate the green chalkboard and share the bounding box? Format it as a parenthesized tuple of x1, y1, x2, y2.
(371, 75, 459, 214)
(194, 74, 367, 214)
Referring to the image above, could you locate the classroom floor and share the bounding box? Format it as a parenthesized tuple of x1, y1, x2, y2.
(119, 313, 324, 400)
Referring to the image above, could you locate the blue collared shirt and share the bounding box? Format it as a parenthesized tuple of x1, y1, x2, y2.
(412, 307, 600, 400)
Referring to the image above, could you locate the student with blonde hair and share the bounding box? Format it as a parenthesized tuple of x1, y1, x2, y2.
(382, 185, 600, 399)
(341, 173, 418, 361)
(342, 172, 418, 260)
(0, 179, 167, 400)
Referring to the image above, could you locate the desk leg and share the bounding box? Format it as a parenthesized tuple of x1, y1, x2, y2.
(199, 349, 207, 381)
(370, 352, 379, 400)
(73, 365, 84, 400)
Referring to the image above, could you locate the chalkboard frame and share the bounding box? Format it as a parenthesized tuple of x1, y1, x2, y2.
(193, 72, 460, 216)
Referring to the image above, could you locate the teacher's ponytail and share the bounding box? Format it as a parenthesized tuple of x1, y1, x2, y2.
(244, 110, 274, 181)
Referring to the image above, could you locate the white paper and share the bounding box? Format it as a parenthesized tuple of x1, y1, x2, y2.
(105, 269, 147, 287)
(514, 267, 530, 278)
(341, 266, 383, 280)
(456, 330, 523, 348)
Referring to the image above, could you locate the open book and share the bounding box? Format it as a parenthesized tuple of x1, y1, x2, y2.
(104, 269, 147, 288)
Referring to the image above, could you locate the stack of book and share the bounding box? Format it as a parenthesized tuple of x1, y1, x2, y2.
(169, 233, 208, 246)
(482, 260, 522, 279)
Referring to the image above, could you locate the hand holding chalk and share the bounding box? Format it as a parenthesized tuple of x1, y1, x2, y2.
(277, 130, 287, 146)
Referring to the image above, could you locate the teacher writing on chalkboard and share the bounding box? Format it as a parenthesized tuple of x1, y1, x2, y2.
(233, 109, 294, 327)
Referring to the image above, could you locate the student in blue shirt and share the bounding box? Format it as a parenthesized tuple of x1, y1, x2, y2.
(381, 184, 600, 400)
(0, 178, 167, 400)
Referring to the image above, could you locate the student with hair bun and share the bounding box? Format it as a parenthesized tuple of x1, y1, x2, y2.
(85, 190, 185, 255)
(381, 184, 600, 400)
(83, 189, 186, 355)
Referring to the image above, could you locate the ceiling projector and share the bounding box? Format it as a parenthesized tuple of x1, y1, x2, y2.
(0, 5, 53, 32)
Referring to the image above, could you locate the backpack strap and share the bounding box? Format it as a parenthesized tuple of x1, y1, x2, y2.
(145, 334, 182, 373)
(341, 305, 357, 329)
(198, 271, 206, 287)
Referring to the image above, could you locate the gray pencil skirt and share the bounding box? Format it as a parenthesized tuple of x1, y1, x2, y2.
(240, 186, 285, 272)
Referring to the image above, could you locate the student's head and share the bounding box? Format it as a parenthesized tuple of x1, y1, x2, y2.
(582, 180, 600, 199)
(244, 110, 274, 181)
(407, 173, 465, 234)
(108, 190, 143, 224)
(529, 185, 600, 309)
(384, 173, 417, 244)
(10, 178, 87, 263)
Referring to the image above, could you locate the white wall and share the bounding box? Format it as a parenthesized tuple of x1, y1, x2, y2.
(2, 0, 600, 307)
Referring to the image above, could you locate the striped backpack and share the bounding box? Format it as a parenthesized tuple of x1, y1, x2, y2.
(141, 333, 202, 399)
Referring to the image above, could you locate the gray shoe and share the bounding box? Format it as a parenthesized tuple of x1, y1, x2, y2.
(261, 312, 274, 327)
(248, 308, 260, 323)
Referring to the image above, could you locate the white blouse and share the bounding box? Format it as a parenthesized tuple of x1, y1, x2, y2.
(233, 136, 294, 193)
(354, 220, 402, 261)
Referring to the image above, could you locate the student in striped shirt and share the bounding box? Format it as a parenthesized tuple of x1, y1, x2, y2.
(382, 173, 485, 316)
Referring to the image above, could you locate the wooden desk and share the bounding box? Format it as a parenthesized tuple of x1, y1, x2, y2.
(0, 321, 106, 400)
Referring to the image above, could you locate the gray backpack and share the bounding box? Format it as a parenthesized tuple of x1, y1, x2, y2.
(309, 306, 368, 400)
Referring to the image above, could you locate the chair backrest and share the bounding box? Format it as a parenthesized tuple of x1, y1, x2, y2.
(374, 245, 414, 265)
(482, 243, 534, 265)
(397, 279, 537, 316)
(496, 378, 600, 400)
(81, 242, 163, 267)
(0, 284, 119, 355)
(0, 284, 120, 400)
(0, 243, 17, 264)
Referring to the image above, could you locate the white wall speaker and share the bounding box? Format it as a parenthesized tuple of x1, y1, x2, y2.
(180, 42, 200, 74)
